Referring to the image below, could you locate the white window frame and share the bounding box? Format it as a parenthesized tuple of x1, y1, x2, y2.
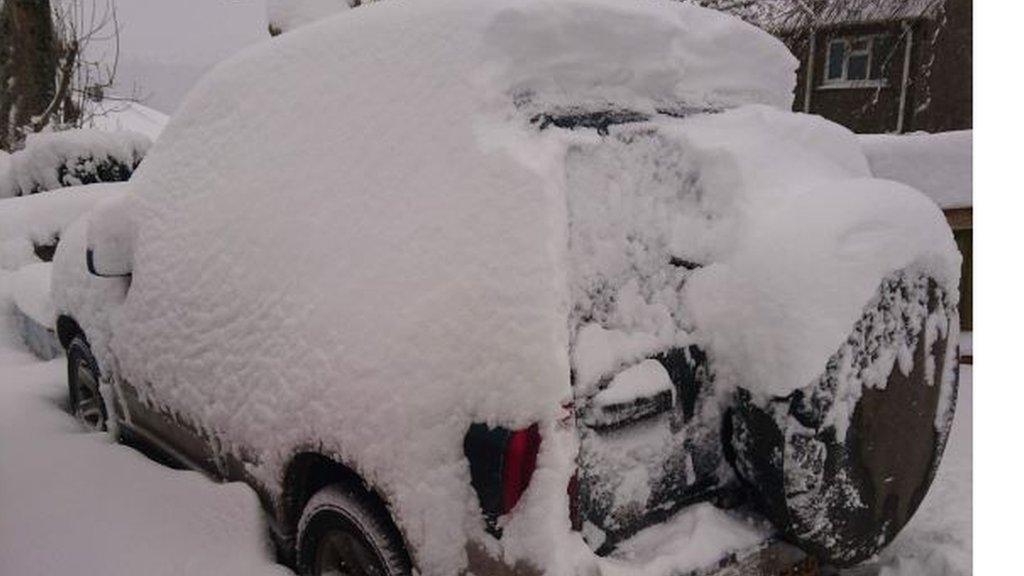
(822, 34, 891, 89)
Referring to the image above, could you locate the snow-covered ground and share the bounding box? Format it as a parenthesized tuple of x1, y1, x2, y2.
(0, 272, 972, 574)
(0, 274, 287, 576)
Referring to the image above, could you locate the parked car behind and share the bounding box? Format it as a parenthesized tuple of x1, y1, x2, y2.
(0, 183, 128, 358)
(51, 1, 961, 575)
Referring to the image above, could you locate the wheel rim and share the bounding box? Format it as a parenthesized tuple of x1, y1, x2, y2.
(74, 359, 105, 431)
(314, 527, 386, 576)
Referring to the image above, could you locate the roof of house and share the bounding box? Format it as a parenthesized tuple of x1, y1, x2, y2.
(752, 0, 945, 32)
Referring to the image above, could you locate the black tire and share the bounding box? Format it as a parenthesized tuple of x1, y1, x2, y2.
(67, 336, 108, 432)
(296, 484, 412, 576)
(729, 272, 960, 567)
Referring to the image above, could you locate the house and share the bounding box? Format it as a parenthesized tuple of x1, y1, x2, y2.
(778, 0, 971, 135)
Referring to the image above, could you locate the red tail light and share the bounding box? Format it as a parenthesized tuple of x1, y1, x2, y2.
(568, 469, 582, 531)
(501, 424, 541, 513)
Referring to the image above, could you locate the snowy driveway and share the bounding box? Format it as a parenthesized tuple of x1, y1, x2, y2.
(0, 299, 970, 576)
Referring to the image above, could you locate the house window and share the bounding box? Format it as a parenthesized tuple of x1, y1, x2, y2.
(825, 35, 893, 85)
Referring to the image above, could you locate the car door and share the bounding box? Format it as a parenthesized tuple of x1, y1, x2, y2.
(116, 378, 224, 477)
(83, 196, 225, 479)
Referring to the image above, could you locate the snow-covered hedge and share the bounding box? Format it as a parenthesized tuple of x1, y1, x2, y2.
(0, 130, 150, 199)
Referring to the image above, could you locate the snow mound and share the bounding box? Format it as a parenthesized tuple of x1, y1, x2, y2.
(267, 0, 352, 35)
(601, 503, 772, 576)
(0, 129, 149, 198)
(0, 183, 129, 270)
(860, 130, 972, 209)
(479, 0, 796, 113)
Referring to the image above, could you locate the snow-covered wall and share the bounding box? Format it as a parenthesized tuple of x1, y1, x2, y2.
(860, 130, 972, 209)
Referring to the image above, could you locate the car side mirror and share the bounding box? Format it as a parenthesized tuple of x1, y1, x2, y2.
(86, 195, 136, 278)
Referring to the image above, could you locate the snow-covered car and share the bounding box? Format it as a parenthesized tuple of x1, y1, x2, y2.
(50, 1, 961, 575)
(0, 183, 128, 358)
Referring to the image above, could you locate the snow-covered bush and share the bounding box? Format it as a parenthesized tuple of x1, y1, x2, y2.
(0, 129, 149, 198)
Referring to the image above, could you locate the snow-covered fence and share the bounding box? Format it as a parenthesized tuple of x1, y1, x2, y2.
(0, 129, 150, 199)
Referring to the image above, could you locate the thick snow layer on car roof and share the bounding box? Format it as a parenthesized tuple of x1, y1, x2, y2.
(478, 0, 797, 112)
(860, 130, 973, 209)
(55, 1, 957, 573)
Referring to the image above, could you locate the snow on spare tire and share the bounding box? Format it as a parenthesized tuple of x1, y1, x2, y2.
(730, 271, 959, 566)
(672, 111, 961, 565)
(53, 0, 961, 572)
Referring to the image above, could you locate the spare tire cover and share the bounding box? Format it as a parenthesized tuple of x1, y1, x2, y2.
(729, 270, 960, 567)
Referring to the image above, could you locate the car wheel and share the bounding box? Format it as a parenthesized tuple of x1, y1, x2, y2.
(729, 273, 960, 567)
(67, 336, 108, 432)
(297, 484, 412, 576)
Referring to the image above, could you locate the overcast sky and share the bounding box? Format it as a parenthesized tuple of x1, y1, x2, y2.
(111, 1, 270, 113)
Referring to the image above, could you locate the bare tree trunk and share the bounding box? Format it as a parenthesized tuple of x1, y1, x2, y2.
(0, 0, 58, 151)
